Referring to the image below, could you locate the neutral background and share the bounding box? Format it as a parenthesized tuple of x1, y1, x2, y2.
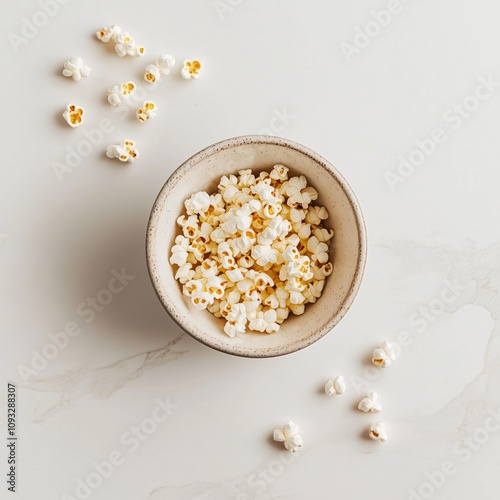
(1, 1, 500, 499)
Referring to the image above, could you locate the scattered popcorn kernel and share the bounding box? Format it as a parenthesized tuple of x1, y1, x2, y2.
(273, 421, 303, 453)
(96, 25, 145, 56)
(358, 392, 382, 413)
(144, 64, 161, 84)
(169, 166, 333, 336)
(136, 101, 157, 122)
(369, 421, 388, 442)
(181, 59, 203, 80)
(62, 56, 91, 81)
(324, 375, 346, 396)
(105, 139, 138, 163)
(107, 89, 121, 107)
(156, 54, 176, 74)
(107, 81, 136, 106)
(114, 32, 134, 56)
(96, 24, 121, 43)
(134, 46, 146, 57)
(62, 103, 84, 128)
(144, 54, 175, 83)
(372, 340, 396, 368)
(121, 81, 136, 96)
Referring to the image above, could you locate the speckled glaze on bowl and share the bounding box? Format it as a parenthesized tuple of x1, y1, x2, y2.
(146, 135, 367, 358)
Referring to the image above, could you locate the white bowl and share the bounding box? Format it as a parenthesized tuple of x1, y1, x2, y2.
(146, 136, 367, 357)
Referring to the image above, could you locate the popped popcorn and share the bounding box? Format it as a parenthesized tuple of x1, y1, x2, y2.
(106, 139, 139, 163)
(324, 375, 346, 396)
(175, 263, 193, 284)
(368, 421, 388, 442)
(358, 392, 382, 413)
(169, 165, 333, 336)
(144, 64, 161, 84)
(305, 205, 329, 225)
(114, 33, 134, 57)
(270, 164, 289, 181)
(136, 101, 157, 122)
(62, 103, 84, 128)
(181, 59, 203, 80)
(372, 340, 396, 368)
(107, 81, 136, 106)
(62, 56, 91, 81)
(156, 54, 176, 74)
(273, 421, 303, 453)
(249, 309, 279, 333)
(144, 54, 175, 83)
(96, 24, 121, 43)
(96, 25, 145, 57)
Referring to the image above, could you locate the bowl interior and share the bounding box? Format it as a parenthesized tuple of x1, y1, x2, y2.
(147, 137, 366, 357)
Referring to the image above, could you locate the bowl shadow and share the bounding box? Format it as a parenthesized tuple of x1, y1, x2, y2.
(31, 192, 195, 357)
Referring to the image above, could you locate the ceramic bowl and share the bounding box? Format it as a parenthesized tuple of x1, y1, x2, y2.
(146, 135, 367, 357)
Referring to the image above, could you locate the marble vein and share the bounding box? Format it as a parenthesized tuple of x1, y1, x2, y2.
(22, 334, 189, 423)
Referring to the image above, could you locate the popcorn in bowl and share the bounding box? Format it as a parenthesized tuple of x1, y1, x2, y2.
(169, 165, 334, 337)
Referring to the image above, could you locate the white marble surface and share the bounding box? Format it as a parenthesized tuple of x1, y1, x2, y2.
(1, 1, 500, 499)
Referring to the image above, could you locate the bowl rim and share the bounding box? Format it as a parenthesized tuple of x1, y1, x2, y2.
(146, 135, 367, 358)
